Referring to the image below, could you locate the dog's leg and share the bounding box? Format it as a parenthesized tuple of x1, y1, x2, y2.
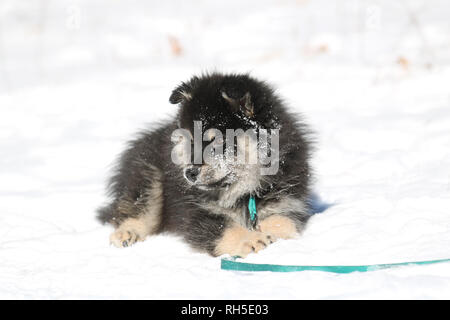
(173, 211, 272, 257)
(110, 185, 163, 247)
(99, 167, 164, 248)
(258, 214, 298, 240)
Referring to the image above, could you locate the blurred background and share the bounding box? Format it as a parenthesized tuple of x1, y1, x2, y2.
(1, 0, 449, 88)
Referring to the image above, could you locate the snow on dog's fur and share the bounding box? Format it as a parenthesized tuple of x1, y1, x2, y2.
(97, 72, 313, 257)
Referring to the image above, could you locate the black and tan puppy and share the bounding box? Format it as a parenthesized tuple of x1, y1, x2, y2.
(97, 73, 312, 257)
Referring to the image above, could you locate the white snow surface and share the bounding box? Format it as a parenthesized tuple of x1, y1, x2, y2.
(1, 0, 450, 299)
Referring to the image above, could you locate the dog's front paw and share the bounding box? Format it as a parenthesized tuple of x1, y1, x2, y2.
(110, 229, 140, 248)
(258, 214, 298, 240)
(214, 225, 274, 258)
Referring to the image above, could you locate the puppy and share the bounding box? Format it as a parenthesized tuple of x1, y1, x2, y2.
(97, 73, 312, 257)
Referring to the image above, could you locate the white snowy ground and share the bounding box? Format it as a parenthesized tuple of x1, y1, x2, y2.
(1, 0, 450, 299)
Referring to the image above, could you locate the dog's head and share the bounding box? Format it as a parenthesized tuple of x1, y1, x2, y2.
(169, 73, 281, 200)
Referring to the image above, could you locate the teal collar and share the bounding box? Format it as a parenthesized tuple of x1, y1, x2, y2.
(248, 195, 257, 221)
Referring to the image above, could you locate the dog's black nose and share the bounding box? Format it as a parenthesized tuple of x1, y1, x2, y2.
(185, 167, 200, 183)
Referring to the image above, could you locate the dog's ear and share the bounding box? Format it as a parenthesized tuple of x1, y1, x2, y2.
(239, 92, 254, 118)
(169, 83, 193, 104)
(222, 91, 254, 118)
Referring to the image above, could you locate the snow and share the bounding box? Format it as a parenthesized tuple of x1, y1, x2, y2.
(1, 0, 450, 299)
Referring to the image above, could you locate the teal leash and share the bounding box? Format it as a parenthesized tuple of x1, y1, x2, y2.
(221, 257, 450, 273)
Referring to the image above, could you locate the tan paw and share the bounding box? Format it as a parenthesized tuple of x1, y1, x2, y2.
(109, 216, 154, 248)
(258, 214, 298, 240)
(109, 229, 141, 248)
(214, 225, 274, 258)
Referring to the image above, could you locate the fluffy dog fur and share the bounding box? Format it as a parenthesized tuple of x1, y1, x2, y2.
(97, 73, 312, 257)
